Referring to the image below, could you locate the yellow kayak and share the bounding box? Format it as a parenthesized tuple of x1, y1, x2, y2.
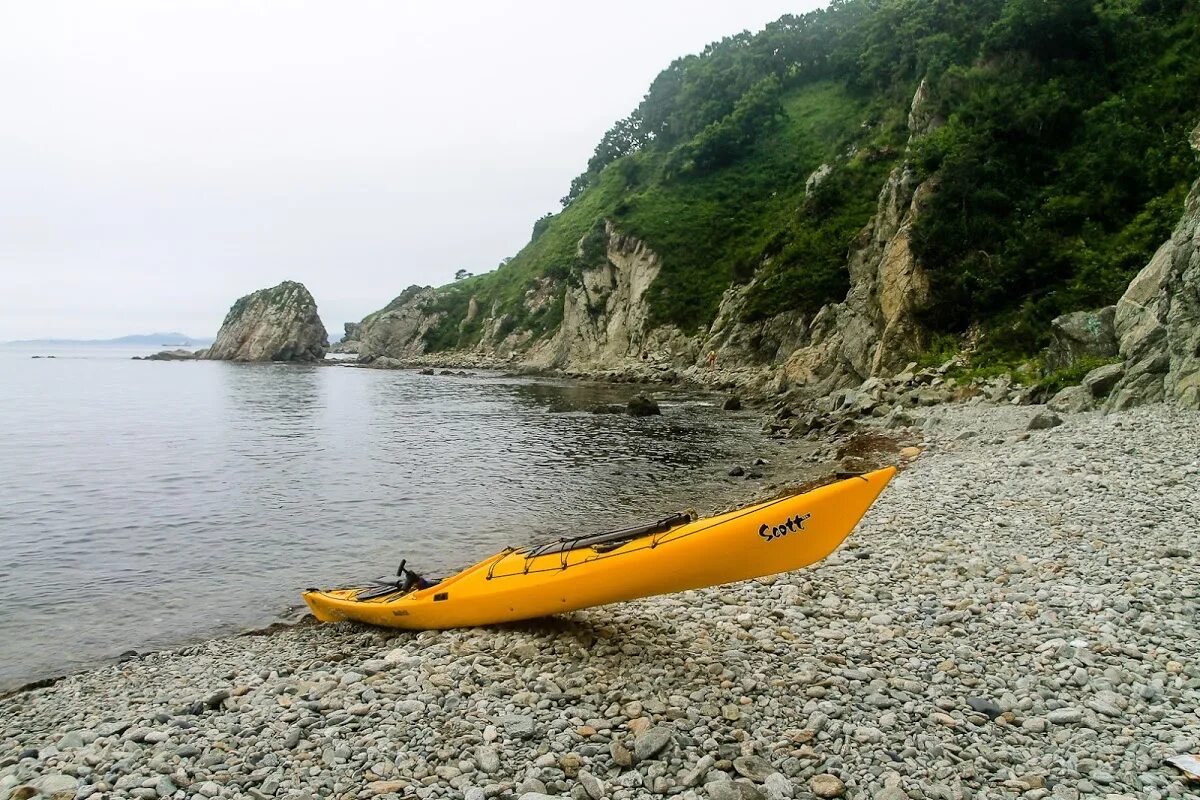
(303, 467, 896, 629)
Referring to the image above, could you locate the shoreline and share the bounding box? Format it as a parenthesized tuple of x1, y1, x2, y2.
(0, 404, 916, 702)
(3, 403, 1197, 799)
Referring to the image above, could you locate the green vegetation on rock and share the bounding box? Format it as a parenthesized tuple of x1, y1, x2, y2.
(376, 0, 1200, 359)
(1034, 355, 1123, 397)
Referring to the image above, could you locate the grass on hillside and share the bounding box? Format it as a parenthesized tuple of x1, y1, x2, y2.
(417, 80, 896, 350)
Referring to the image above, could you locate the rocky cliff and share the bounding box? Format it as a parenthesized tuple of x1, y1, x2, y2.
(524, 224, 663, 369)
(205, 281, 328, 363)
(352, 80, 939, 396)
(337, 0, 1200, 415)
(1104, 122, 1200, 411)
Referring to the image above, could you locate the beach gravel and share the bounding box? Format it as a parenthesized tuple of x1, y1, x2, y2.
(1, 404, 1197, 799)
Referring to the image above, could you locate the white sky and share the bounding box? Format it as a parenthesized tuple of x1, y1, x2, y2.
(0, 0, 819, 340)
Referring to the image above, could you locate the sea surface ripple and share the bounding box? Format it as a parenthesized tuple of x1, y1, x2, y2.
(0, 345, 785, 691)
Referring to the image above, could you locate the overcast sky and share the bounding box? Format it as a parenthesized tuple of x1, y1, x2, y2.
(0, 0, 820, 340)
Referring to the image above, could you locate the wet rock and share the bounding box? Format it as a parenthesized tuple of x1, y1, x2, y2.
(627, 394, 661, 416)
(723, 396, 743, 411)
(590, 404, 624, 414)
(138, 349, 199, 361)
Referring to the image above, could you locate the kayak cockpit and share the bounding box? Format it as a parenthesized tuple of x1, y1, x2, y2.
(352, 559, 441, 601)
(521, 512, 693, 558)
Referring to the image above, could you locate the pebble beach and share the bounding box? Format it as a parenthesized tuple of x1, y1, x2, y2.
(2, 404, 1198, 800)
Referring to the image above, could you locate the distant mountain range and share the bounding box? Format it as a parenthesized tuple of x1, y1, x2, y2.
(5, 332, 213, 346)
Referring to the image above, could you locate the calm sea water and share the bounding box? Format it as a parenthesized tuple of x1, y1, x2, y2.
(0, 344, 789, 691)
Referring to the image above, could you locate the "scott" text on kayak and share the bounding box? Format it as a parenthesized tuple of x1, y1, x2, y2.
(759, 513, 812, 541)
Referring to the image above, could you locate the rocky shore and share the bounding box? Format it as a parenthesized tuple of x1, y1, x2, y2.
(3, 403, 1198, 800)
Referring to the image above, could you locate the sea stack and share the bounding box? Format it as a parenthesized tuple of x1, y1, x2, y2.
(204, 281, 329, 363)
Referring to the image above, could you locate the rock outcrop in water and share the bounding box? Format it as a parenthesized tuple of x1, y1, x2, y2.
(204, 281, 328, 363)
(1105, 122, 1200, 411)
(136, 349, 199, 361)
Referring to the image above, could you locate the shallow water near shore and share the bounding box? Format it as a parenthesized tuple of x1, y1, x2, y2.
(0, 344, 796, 692)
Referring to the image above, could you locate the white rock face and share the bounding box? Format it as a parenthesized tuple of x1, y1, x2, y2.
(204, 281, 328, 363)
(524, 222, 661, 369)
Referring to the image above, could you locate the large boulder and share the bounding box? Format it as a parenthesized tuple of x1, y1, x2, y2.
(1081, 362, 1124, 398)
(1048, 385, 1095, 414)
(1106, 121, 1200, 411)
(627, 393, 661, 416)
(1044, 307, 1118, 371)
(204, 281, 328, 363)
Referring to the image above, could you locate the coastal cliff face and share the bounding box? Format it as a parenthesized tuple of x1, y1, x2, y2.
(353, 80, 938, 395)
(350, 112, 1200, 419)
(776, 165, 935, 395)
(524, 223, 662, 369)
(1106, 122, 1200, 411)
(340, 0, 1200, 413)
(355, 227, 664, 369)
(205, 281, 328, 363)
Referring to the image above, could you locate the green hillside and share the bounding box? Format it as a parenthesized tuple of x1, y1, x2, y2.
(413, 0, 1200, 363)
